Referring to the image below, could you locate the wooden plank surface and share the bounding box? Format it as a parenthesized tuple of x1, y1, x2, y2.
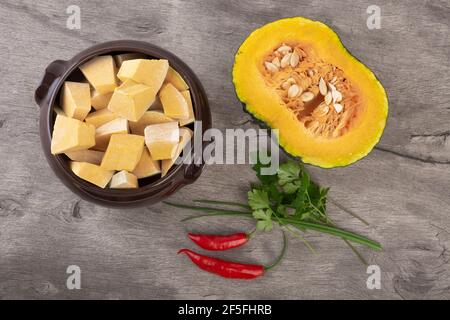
(0, 0, 449, 299)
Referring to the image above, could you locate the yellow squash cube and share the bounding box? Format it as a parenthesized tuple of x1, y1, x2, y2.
(129, 111, 174, 136)
(101, 134, 145, 171)
(107, 81, 155, 121)
(132, 148, 161, 179)
(94, 118, 129, 151)
(144, 121, 179, 160)
(159, 83, 189, 120)
(179, 90, 195, 126)
(51, 115, 95, 154)
(91, 89, 113, 110)
(117, 59, 168, 96)
(110, 170, 139, 189)
(164, 66, 189, 91)
(85, 108, 119, 128)
(70, 161, 114, 188)
(79, 55, 118, 94)
(60, 81, 91, 121)
(65, 149, 104, 165)
(161, 127, 193, 177)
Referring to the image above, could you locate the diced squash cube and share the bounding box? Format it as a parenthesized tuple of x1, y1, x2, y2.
(159, 83, 189, 120)
(117, 59, 168, 96)
(94, 118, 129, 151)
(107, 80, 155, 121)
(144, 121, 179, 160)
(65, 149, 104, 165)
(164, 66, 189, 91)
(114, 53, 147, 68)
(129, 111, 174, 136)
(161, 127, 193, 177)
(79, 55, 118, 94)
(110, 170, 138, 189)
(179, 90, 195, 126)
(132, 148, 161, 179)
(91, 90, 113, 110)
(85, 108, 119, 128)
(101, 134, 145, 171)
(70, 161, 114, 188)
(60, 81, 91, 120)
(51, 115, 95, 154)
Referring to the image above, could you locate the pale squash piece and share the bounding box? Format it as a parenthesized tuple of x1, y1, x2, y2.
(161, 127, 193, 177)
(85, 108, 119, 128)
(51, 115, 95, 155)
(144, 121, 179, 160)
(129, 111, 174, 136)
(114, 53, 147, 68)
(91, 90, 113, 110)
(164, 66, 189, 91)
(107, 80, 155, 121)
(179, 90, 195, 126)
(60, 81, 91, 121)
(132, 148, 161, 179)
(94, 118, 129, 151)
(70, 161, 114, 188)
(110, 170, 138, 189)
(65, 149, 104, 165)
(159, 83, 189, 120)
(79, 55, 118, 94)
(117, 59, 169, 96)
(101, 134, 145, 171)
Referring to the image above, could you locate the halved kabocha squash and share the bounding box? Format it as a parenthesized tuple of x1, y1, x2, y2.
(232, 17, 388, 168)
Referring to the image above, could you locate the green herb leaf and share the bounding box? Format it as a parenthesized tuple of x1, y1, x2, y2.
(248, 189, 270, 210)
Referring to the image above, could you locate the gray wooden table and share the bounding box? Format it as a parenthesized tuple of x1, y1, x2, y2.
(1, 0, 449, 300)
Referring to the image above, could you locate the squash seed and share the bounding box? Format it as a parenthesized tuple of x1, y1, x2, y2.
(288, 84, 300, 98)
(290, 51, 300, 67)
(307, 69, 314, 77)
(319, 77, 327, 95)
(280, 53, 291, 68)
(265, 61, 278, 73)
(334, 103, 343, 113)
(333, 90, 342, 102)
(271, 57, 280, 68)
(301, 91, 314, 102)
(313, 103, 329, 117)
(277, 45, 292, 54)
(325, 91, 332, 105)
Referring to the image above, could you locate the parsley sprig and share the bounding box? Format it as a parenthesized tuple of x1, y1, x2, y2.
(165, 157, 381, 262)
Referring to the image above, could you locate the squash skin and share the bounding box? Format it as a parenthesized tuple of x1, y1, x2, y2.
(232, 17, 388, 168)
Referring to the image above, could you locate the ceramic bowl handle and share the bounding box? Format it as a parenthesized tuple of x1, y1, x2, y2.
(35, 60, 68, 106)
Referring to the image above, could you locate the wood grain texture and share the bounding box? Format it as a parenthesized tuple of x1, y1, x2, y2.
(0, 0, 449, 299)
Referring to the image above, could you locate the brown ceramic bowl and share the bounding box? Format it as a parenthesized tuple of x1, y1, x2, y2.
(35, 40, 211, 207)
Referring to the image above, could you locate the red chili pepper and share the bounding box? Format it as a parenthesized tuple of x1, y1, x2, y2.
(178, 231, 287, 279)
(188, 232, 249, 251)
(178, 249, 264, 279)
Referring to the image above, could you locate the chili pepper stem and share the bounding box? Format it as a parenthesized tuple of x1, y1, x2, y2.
(265, 231, 288, 271)
(247, 228, 257, 239)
